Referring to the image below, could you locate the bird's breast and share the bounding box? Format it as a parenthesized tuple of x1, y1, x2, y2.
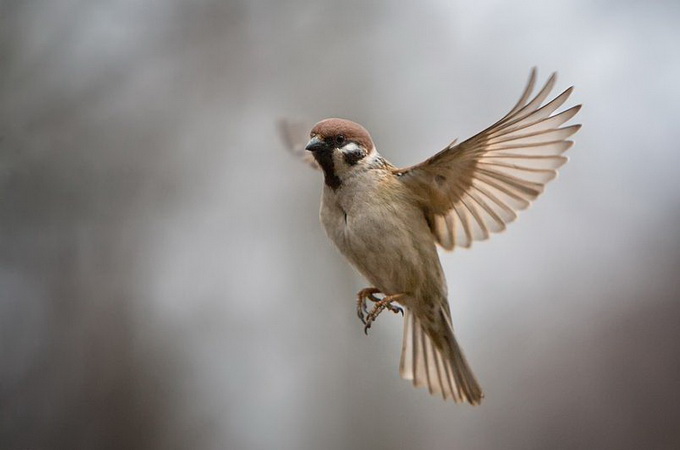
(319, 174, 445, 296)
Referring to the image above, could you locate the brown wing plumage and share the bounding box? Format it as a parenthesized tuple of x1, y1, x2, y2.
(278, 119, 320, 170)
(396, 69, 582, 250)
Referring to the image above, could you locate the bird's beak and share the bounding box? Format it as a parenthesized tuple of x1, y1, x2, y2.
(305, 136, 326, 152)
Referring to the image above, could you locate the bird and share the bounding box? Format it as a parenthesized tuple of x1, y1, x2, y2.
(279, 69, 581, 404)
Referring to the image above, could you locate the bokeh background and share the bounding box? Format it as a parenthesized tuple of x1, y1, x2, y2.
(2, 0, 679, 449)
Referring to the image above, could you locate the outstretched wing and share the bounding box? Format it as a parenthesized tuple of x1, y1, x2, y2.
(278, 119, 320, 170)
(396, 69, 581, 250)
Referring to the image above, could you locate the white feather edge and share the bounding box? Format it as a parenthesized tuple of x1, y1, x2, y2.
(399, 309, 481, 403)
(431, 73, 581, 251)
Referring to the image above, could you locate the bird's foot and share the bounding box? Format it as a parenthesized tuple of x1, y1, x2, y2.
(363, 293, 405, 335)
(356, 287, 381, 325)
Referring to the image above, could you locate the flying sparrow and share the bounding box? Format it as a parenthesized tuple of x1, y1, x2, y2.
(280, 69, 581, 404)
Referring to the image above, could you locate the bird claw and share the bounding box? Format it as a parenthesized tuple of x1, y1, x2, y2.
(356, 288, 381, 326)
(388, 304, 404, 316)
(359, 292, 406, 335)
(357, 307, 366, 325)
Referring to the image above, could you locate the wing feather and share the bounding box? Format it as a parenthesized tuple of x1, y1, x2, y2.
(397, 70, 581, 250)
(278, 119, 320, 170)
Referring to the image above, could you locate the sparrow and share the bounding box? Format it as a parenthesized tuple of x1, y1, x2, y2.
(280, 69, 581, 404)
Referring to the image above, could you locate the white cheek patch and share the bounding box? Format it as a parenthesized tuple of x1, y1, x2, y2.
(339, 142, 368, 167)
(340, 142, 361, 154)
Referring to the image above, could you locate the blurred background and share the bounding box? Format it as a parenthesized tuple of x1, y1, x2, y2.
(1, 0, 679, 449)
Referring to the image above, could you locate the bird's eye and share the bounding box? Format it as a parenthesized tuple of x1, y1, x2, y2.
(335, 135, 346, 145)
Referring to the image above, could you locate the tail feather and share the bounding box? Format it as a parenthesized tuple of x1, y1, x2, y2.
(399, 308, 483, 404)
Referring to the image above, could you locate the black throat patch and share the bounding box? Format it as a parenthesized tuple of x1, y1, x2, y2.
(313, 149, 341, 190)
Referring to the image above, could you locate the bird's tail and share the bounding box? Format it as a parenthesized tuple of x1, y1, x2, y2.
(399, 305, 483, 404)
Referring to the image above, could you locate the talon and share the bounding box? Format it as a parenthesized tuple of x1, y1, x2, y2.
(362, 293, 407, 332)
(356, 287, 382, 326)
(357, 307, 366, 325)
(391, 305, 404, 316)
(357, 290, 406, 332)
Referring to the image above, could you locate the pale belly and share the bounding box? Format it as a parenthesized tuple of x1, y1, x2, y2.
(320, 187, 446, 299)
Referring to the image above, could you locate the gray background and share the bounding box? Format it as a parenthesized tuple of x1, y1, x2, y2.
(2, 0, 679, 449)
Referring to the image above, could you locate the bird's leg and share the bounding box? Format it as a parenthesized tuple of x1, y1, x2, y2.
(364, 293, 405, 335)
(357, 287, 381, 325)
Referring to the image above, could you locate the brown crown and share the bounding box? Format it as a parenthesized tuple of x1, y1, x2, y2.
(310, 118, 374, 150)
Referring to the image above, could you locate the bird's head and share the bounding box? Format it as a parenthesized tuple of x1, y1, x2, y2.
(305, 118, 378, 189)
